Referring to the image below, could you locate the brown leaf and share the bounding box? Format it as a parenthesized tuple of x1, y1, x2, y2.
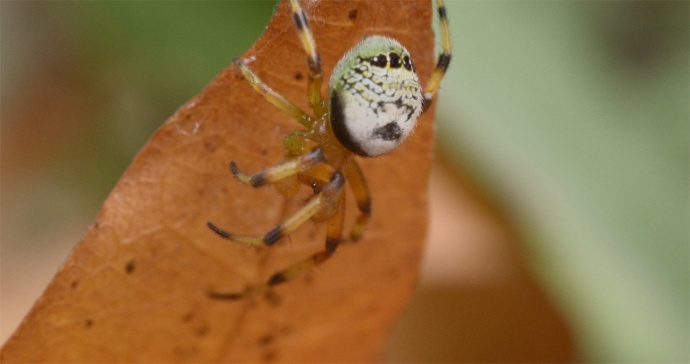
(1, 0, 437, 361)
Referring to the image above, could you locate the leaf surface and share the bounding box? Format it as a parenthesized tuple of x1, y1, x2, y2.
(1, 0, 436, 361)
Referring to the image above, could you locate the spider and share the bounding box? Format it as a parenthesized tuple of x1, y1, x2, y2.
(207, 0, 451, 299)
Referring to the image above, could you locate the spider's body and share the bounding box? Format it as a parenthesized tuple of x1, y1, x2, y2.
(208, 0, 451, 299)
(329, 36, 423, 157)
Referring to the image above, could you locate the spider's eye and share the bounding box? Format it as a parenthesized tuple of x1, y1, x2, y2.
(389, 52, 402, 68)
(369, 54, 388, 68)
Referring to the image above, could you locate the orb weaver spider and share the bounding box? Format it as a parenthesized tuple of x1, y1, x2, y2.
(207, 0, 451, 299)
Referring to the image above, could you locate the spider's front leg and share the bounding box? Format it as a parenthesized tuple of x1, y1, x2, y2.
(234, 59, 314, 128)
(228, 146, 324, 188)
(207, 147, 332, 245)
(287, 0, 326, 116)
(209, 171, 345, 300)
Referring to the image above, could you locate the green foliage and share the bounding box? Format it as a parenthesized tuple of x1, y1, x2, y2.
(439, 2, 688, 361)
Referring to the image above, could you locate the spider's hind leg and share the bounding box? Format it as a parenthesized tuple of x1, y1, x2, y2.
(209, 173, 346, 300)
(343, 160, 371, 242)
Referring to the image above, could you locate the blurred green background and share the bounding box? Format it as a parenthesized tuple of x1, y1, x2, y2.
(1, 1, 687, 362)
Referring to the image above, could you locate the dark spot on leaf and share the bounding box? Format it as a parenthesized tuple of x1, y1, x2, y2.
(125, 259, 136, 274)
(294, 72, 303, 80)
(302, 272, 314, 285)
(85, 319, 94, 328)
(195, 322, 209, 337)
(262, 349, 278, 362)
(173, 344, 199, 359)
(203, 139, 218, 153)
(71, 280, 79, 289)
(307, 229, 318, 240)
(264, 290, 282, 307)
(182, 311, 194, 322)
(348, 9, 358, 20)
(258, 333, 275, 346)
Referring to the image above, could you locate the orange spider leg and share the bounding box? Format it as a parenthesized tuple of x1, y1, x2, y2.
(229, 147, 324, 188)
(208, 145, 328, 247)
(209, 173, 345, 299)
(235, 60, 314, 128)
(343, 160, 371, 242)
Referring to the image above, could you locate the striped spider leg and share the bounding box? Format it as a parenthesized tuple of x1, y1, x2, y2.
(208, 0, 452, 299)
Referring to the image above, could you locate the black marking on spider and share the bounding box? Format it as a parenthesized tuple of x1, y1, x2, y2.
(264, 226, 284, 246)
(373, 122, 403, 141)
(438, 53, 452, 73)
(389, 52, 402, 68)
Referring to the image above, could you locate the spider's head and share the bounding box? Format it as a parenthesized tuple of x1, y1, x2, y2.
(328, 36, 423, 157)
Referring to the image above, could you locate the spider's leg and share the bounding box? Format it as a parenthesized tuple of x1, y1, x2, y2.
(235, 60, 314, 128)
(298, 160, 370, 242)
(210, 191, 345, 300)
(207, 170, 344, 248)
(343, 160, 371, 242)
(422, 0, 452, 111)
(230, 147, 325, 187)
(288, 0, 326, 116)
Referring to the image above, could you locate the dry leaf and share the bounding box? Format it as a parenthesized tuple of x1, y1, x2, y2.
(1, 0, 437, 361)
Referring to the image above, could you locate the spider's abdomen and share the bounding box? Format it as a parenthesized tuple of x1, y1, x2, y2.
(328, 36, 423, 157)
